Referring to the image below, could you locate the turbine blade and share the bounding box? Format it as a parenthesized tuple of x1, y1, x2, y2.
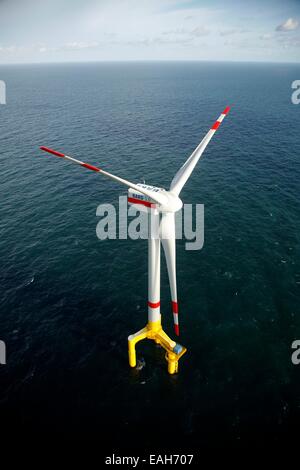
(39, 146, 167, 205)
(160, 212, 179, 336)
(170, 106, 230, 195)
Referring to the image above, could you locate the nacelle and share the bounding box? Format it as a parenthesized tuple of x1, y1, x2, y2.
(128, 183, 164, 210)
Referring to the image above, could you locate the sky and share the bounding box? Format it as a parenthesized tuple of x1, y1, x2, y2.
(0, 0, 299, 63)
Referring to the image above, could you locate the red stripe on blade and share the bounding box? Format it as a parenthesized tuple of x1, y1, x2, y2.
(174, 324, 180, 336)
(148, 301, 160, 309)
(211, 121, 221, 130)
(172, 301, 178, 313)
(128, 197, 155, 208)
(223, 106, 231, 115)
(81, 163, 101, 172)
(40, 146, 65, 157)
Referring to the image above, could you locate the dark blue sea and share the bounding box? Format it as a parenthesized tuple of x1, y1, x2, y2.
(0, 61, 300, 448)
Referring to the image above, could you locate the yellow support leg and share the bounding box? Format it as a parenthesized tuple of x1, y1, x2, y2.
(128, 318, 187, 374)
(128, 326, 148, 368)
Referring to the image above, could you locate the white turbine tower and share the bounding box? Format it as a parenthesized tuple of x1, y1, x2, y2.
(40, 106, 230, 374)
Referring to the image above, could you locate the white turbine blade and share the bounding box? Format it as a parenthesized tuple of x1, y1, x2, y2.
(160, 212, 179, 336)
(39, 146, 167, 206)
(170, 106, 230, 196)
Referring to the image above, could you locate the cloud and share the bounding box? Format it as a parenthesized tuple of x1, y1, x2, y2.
(160, 26, 210, 44)
(260, 33, 272, 40)
(276, 18, 299, 32)
(0, 44, 32, 54)
(0, 41, 100, 56)
(220, 29, 237, 37)
(125, 35, 193, 47)
(190, 26, 210, 37)
(275, 35, 300, 48)
(219, 28, 250, 36)
(62, 41, 99, 51)
(162, 25, 210, 39)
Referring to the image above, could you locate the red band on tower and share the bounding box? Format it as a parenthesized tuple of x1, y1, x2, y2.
(148, 301, 160, 309)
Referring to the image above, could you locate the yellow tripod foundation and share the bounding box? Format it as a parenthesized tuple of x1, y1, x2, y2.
(128, 319, 187, 375)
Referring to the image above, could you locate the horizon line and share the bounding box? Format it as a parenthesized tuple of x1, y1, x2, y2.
(0, 58, 300, 66)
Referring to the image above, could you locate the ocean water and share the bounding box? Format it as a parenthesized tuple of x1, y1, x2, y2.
(0, 61, 300, 447)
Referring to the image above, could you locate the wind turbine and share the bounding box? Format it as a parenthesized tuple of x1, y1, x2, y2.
(40, 106, 230, 374)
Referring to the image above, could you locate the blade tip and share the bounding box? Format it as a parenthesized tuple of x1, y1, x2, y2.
(40, 146, 65, 157)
